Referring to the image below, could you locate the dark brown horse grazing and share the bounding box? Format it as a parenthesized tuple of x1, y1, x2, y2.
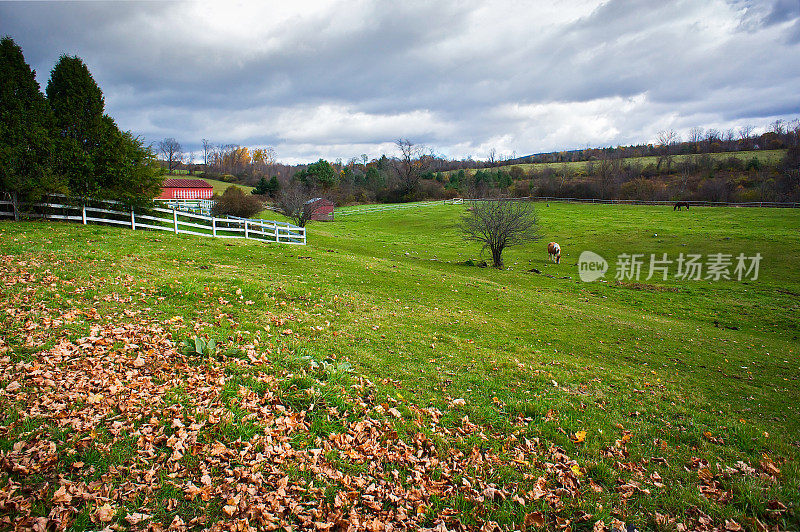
(674, 201, 690, 211)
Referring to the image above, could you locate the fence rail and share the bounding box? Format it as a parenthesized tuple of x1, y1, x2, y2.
(465, 196, 800, 208)
(0, 195, 305, 245)
(335, 200, 446, 216)
(156, 198, 215, 215)
(334, 196, 799, 217)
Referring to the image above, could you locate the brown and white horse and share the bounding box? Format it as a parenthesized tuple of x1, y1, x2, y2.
(548, 242, 561, 264)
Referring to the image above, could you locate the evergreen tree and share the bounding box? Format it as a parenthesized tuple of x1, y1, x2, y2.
(46, 54, 105, 199)
(252, 176, 280, 197)
(253, 176, 270, 195)
(267, 176, 280, 197)
(92, 115, 162, 208)
(296, 159, 337, 189)
(0, 36, 62, 201)
(47, 54, 161, 205)
(365, 166, 383, 189)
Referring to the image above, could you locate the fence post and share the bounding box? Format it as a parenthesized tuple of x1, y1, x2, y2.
(11, 192, 19, 222)
(131, 208, 136, 230)
(212, 217, 217, 237)
(173, 208, 178, 234)
(82, 204, 87, 225)
(244, 220, 249, 239)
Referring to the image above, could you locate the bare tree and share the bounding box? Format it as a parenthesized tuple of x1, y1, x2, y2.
(487, 148, 497, 167)
(656, 129, 679, 172)
(723, 128, 737, 151)
(394, 138, 426, 197)
(202, 139, 213, 168)
(770, 119, 786, 135)
(460, 199, 541, 268)
(738, 125, 754, 142)
(595, 151, 619, 199)
(158, 138, 183, 173)
(704, 129, 720, 153)
(689, 127, 704, 153)
(789, 119, 800, 148)
(277, 182, 317, 227)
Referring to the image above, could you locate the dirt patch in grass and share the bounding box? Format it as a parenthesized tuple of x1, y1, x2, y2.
(611, 281, 681, 292)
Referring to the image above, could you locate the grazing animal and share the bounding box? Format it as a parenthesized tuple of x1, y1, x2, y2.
(547, 242, 561, 264)
(674, 201, 690, 211)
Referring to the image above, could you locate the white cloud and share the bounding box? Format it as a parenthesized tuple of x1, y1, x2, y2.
(1, 0, 798, 163)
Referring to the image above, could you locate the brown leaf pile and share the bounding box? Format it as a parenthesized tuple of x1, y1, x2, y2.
(0, 314, 589, 531)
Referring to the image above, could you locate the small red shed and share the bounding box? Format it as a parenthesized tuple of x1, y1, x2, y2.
(305, 197, 335, 221)
(158, 178, 214, 200)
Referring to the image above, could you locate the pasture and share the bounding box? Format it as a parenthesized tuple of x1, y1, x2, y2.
(202, 177, 254, 196)
(1, 203, 798, 530)
(447, 149, 787, 177)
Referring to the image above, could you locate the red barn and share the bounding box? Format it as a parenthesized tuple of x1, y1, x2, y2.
(305, 197, 335, 221)
(158, 178, 214, 200)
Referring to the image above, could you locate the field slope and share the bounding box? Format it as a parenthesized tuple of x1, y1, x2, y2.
(447, 149, 787, 177)
(1, 204, 798, 530)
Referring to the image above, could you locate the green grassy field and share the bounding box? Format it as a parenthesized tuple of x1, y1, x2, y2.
(1, 203, 798, 530)
(202, 177, 254, 195)
(448, 149, 787, 177)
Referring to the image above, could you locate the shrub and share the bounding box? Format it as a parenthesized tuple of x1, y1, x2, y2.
(508, 166, 526, 180)
(211, 186, 263, 218)
(746, 157, 761, 171)
(510, 180, 532, 197)
(695, 178, 733, 202)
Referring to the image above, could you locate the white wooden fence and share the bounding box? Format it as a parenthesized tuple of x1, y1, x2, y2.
(466, 196, 800, 208)
(333, 196, 799, 218)
(0, 195, 306, 245)
(335, 200, 446, 216)
(157, 198, 215, 215)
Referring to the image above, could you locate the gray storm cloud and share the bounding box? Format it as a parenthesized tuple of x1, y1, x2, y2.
(2, 0, 798, 163)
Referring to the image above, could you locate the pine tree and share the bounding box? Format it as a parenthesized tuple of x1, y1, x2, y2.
(253, 176, 270, 195)
(46, 54, 162, 205)
(267, 176, 280, 197)
(92, 115, 163, 208)
(0, 36, 62, 202)
(46, 54, 105, 199)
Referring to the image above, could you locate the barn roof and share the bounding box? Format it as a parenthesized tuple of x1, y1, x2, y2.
(304, 197, 334, 205)
(162, 178, 213, 189)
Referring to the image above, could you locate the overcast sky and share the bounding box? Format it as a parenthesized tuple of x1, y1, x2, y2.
(2, 0, 799, 164)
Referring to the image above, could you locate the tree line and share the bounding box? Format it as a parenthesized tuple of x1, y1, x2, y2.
(438, 121, 800, 170)
(0, 37, 162, 207)
(165, 117, 799, 208)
